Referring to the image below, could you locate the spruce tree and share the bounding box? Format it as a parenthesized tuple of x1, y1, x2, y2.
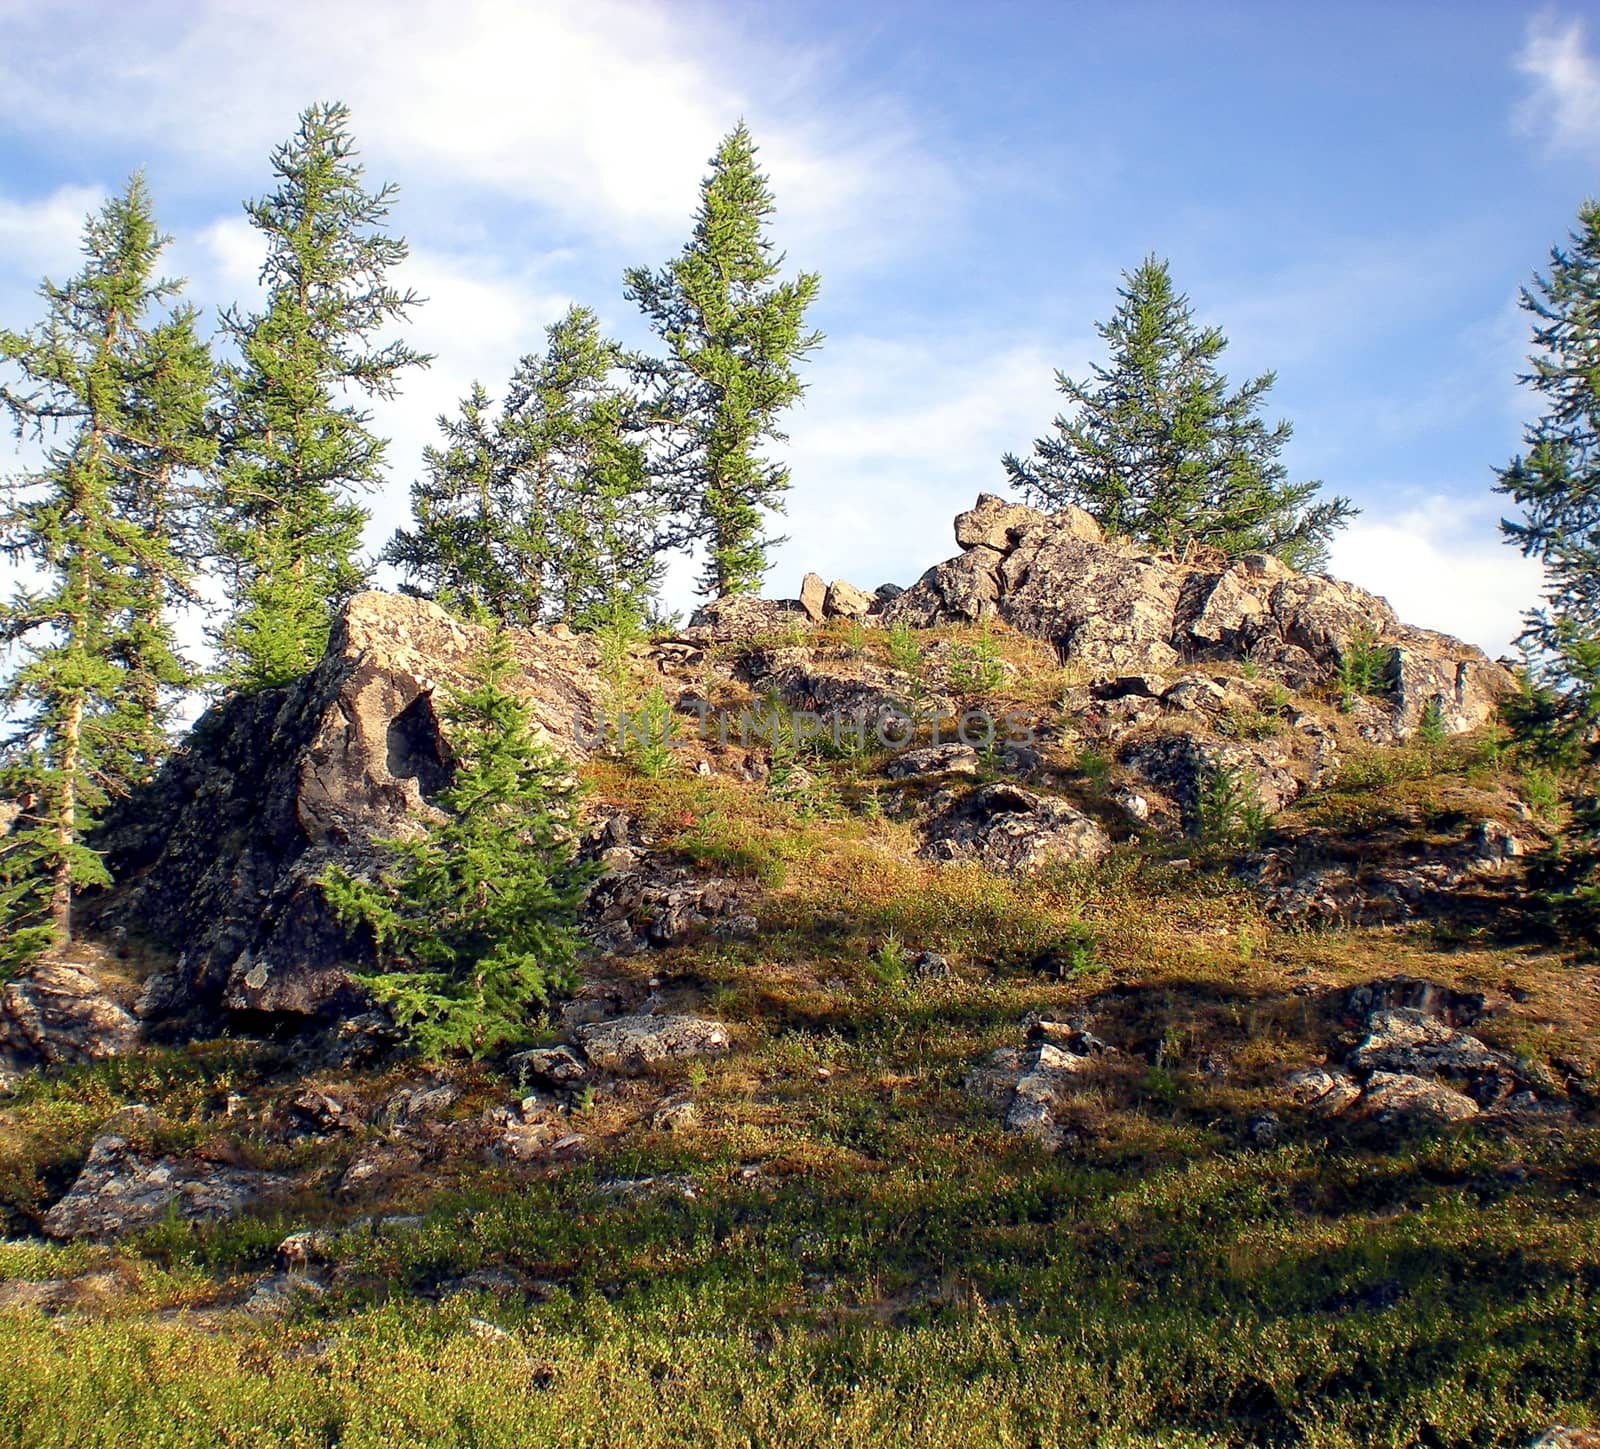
(1497, 199, 1600, 935)
(1004, 256, 1355, 571)
(321, 628, 594, 1059)
(214, 100, 428, 691)
(0, 177, 213, 965)
(386, 306, 660, 630)
(625, 123, 821, 597)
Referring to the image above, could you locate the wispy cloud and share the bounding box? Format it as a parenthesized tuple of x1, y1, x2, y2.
(1515, 12, 1600, 151)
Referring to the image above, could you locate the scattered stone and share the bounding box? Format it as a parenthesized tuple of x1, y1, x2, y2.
(598, 1174, 698, 1201)
(284, 1088, 352, 1135)
(922, 783, 1111, 874)
(466, 1318, 512, 1344)
(885, 743, 981, 780)
(243, 1271, 327, 1319)
(798, 572, 828, 623)
(967, 1033, 1109, 1149)
(573, 1014, 731, 1075)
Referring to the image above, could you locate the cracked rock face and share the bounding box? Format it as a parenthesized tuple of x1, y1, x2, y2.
(43, 1110, 289, 1240)
(921, 783, 1112, 874)
(572, 1014, 731, 1075)
(84, 593, 607, 1025)
(0, 958, 139, 1070)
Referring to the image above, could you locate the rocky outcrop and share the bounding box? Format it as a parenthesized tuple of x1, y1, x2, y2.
(0, 956, 140, 1070)
(966, 1021, 1117, 1148)
(883, 493, 1512, 740)
(43, 1109, 289, 1240)
(84, 593, 607, 1025)
(922, 783, 1112, 874)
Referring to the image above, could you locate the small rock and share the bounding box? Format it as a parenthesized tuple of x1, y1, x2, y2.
(509, 1044, 591, 1090)
(1285, 1066, 1362, 1119)
(885, 744, 981, 780)
(652, 1099, 700, 1132)
(573, 1015, 731, 1075)
(1245, 1111, 1281, 1146)
(338, 1142, 422, 1195)
(823, 579, 874, 619)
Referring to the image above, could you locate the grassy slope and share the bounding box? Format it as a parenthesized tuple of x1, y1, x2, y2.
(0, 622, 1596, 1447)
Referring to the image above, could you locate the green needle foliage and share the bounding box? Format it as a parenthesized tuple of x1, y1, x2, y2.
(322, 628, 595, 1060)
(626, 122, 822, 597)
(1496, 198, 1600, 938)
(1004, 256, 1355, 570)
(386, 306, 660, 630)
(214, 100, 429, 691)
(0, 177, 214, 967)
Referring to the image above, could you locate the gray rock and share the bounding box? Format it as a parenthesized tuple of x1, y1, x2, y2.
(0, 958, 140, 1070)
(823, 579, 874, 619)
(966, 1036, 1108, 1148)
(574, 1014, 731, 1075)
(43, 1110, 289, 1240)
(687, 595, 801, 641)
(83, 591, 608, 1022)
(652, 1099, 700, 1131)
(882, 549, 1004, 629)
(953, 493, 1054, 551)
(1347, 1008, 1513, 1080)
(922, 783, 1111, 874)
(1361, 1070, 1480, 1124)
(798, 572, 828, 623)
(885, 743, 981, 780)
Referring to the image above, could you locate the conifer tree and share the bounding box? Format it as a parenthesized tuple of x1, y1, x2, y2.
(386, 306, 660, 630)
(1497, 199, 1600, 934)
(214, 101, 428, 690)
(0, 177, 213, 965)
(321, 628, 594, 1059)
(1004, 256, 1355, 571)
(625, 123, 821, 597)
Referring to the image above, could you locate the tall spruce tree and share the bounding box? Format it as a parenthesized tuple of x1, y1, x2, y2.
(625, 123, 821, 597)
(1004, 256, 1355, 571)
(321, 627, 594, 1059)
(386, 306, 660, 630)
(0, 177, 213, 965)
(1497, 198, 1600, 934)
(214, 101, 428, 691)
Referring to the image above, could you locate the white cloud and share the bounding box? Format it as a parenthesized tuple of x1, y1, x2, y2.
(1328, 497, 1542, 657)
(0, 185, 101, 287)
(1515, 12, 1600, 150)
(0, 0, 951, 272)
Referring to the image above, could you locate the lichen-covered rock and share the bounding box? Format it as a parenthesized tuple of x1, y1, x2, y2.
(1348, 1007, 1514, 1081)
(84, 592, 607, 1024)
(966, 1028, 1113, 1148)
(0, 958, 139, 1070)
(1360, 1070, 1480, 1124)
(882, 549, 1004, 628)
(823, 579, 874, 619)
(922, 783, 1111, 874)
(953, 493, 1055, 551)
(43, 1110, 288, 1240)
(687, 594, 803, 641)
(1119, 730, 1306, 824)
(798, 572, 828, 622)
(573, 1014, 731, 1075)
(885, 743, 981, 780)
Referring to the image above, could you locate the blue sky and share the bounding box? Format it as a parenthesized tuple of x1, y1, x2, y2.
(2, 0, 1598, 653)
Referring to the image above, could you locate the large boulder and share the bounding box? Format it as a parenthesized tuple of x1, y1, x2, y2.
(0, 957, 140, 1070)
(84, 593, 608, 1024)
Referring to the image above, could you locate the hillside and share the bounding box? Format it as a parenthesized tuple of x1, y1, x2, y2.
(0, 496, 1596, 1448)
